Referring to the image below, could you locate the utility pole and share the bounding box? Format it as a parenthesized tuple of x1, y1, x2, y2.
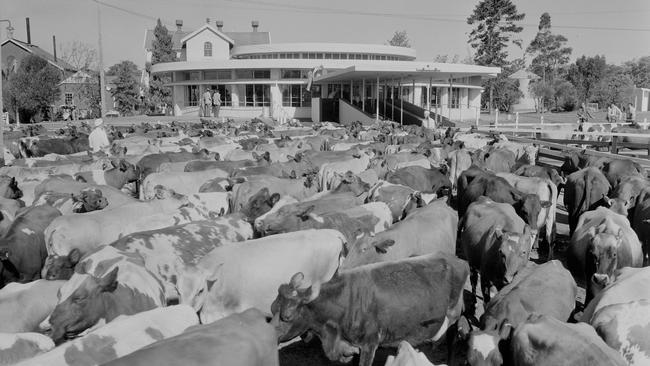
(96, 1, 107, 117)
(0, 20, 14, 166)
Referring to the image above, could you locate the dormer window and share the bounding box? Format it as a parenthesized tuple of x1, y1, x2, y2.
(204, 42, 212, 57)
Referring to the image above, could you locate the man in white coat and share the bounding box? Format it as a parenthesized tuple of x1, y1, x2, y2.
(88, 118, 110, 153)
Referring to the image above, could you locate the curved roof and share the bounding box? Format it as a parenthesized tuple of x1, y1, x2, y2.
(231, 43, 416, 59)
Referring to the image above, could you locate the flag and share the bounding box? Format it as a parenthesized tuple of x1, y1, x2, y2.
(306, 65, 324, 92)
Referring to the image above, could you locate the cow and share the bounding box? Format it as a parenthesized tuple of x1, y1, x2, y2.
(229, 175, 318, 213)
(581, 266, 650, 323)
(0, 205, 61, 284)
(318, 151, 372, 191)
(472, 148, 516, 173)
(367, 181, 419, 222)
(342, 198, 456, 269)
(0, 175, 23, 199)
(459, 173, 550, 232)
(0, 280, 64, 333)
(461, 197, 535, 304)
(560, 150, 608, 176)
(505, 313, 627, 366)
(0, 333, 54, 365)
(466, 261, 577, 366)
(0, 197, 24, 237)
(46, 248, 167, 343)
(103, 308, 279, 366)
(34, 176, 137, 209)
(184, 156, 269, 174)
(32, 187, 108, 215)
(590, 299, 650, 366)
(490, 141, 539, 166)
(24, 306, 198, 365)
(18, 135, 89, 158)
(600, 158, 645, 187)
(256, 202, 391, 243)
(563, 167, 611, 236)
(42, 188, 201, 277)
(607, 176, 649, 219)
(178, 229, 346, 323)
(386, 166, 452, 198)
(136, 149, 215, 179)
(513, 164, 564, 190)
(497, 173, 558, 258)
(73, 159, 139, 190)
(567, 206, 643, 303)
(272, 253, 469, 366)
(632, 187, 650, 264)
(384, 341, 435, 366)
(447, 148, 472, 191)
(141, 168, 229, 200)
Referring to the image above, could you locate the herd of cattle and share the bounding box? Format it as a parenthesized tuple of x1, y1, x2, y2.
(0, 118, 647, 366)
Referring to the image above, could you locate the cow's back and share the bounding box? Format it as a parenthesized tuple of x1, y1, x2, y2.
(0, 280, 65, 333)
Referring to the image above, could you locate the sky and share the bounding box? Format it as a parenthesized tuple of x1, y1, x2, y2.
(2, 0, 649, 70)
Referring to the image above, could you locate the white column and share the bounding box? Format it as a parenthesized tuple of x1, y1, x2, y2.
(375, 76, 380, 123)
(362, 79, 366, 112)
(399, 78, 403, 126)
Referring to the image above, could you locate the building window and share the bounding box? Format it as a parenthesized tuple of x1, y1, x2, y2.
(65, 93, 73, 105)
(185, 85, 199, 106)
(450, 88, 460, 108)
(281, 84, 314, 107)
(245, 84, 270, 107)
(205, 70, 232, 80)
(327, 84, 340, 98)
(204, 42, 212, 57)
(235, 69, 270, 79)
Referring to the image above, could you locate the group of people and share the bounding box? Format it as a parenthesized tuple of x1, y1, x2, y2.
(200, 88, 222, 118)
(577, 102, 637, 124)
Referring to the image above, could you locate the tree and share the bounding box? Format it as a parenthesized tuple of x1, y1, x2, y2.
(108, 60, 141, 115)
(526, 13, 572, 82)
(467, 0, 525, 111)
(593, 66, 635, 107)
(566, 55, 607, 104)
(387, 30, 411, 47)
(529, 80, 554, 112)
(623, 56, 650, 89)
(552, 79, 577, 111)
(60, 41, 98, 71)
(3, 55, 61, 122)
(148, 19, 176, 114)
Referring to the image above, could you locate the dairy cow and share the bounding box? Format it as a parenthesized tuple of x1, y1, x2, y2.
(32, 188, 108, 214)
(384, 341, 435, 366)
(141, 168, 229, 200)
(73, 159, 139, 190)
(272, 253, 469, 366)
(0, 280, 64, 333)
(104, 308, 278, 366)
(0, 333, 54, 365)
(563, 167, 611, 236)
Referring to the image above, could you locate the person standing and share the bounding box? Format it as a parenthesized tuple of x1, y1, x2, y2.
(212, 89, 221, 118)
(202, 89, 212, 117)
(607, 103, 622, 123)
(88, 118, 110, 153)
(626, 102, 637, 123)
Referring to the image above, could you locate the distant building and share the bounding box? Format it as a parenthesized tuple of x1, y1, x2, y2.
(509, 70, 540, 113)
(632, 87, 650, 112)
(147, 19, 500, 124)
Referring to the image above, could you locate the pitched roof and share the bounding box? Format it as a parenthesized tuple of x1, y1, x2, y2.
(180, 24, 235, 45)
(60, 70, 96, 84)
(509, 70, 541, 80)
(1, 38, 76, 72)
(144, 27, 270, 50)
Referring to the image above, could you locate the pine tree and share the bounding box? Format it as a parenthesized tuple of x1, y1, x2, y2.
(109, 61, 141, 115)
(467, 0, 525, 111)
(149, 19, 175, 113)
(387, 30, 411, 48)
(526, 13, 572, 82)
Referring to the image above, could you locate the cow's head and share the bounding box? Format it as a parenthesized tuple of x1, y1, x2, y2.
(466, 321, 513, 366)
(111, 159, 139, 183)
(494, 225, 534, 287)
(239, 188, 280, 224)
(43, 250, 82, 280)
(49, 267, 119, 344)
(522, 144, 539, 165)
(272, 272, 315, 324)
(73, 188, 108, 213)
(257, 204, 315, 237)
(587, 225, 623, 291)
(0, 176, 23, 199)
(332, 171, 370, 196)
(604, 196, 630, 216)
(514, 194, 550, 230)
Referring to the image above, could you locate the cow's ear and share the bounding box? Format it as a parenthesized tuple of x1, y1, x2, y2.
(298, 205, 315, 220)
(374, 239, 395, 254)
(263, 151, 271, 162)
(268, 193, 281, 207)
(214, 152, 221, 161)
(494, 226, 504, 240)
(119, 160, 128, 172)
(603, 194, 612, 207)
(99, 267, 119, 293)
(68, 248, 82, 266)
(289, 272, 304, 290)
(289, 170, 297, 179)
(540, 200, 552, 208)
(252, 152, 260, 160)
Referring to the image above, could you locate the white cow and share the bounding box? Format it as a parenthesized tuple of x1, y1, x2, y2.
(0, 280, 65, 333)
(0, 333, 54, 365)
(141, 169, 229, 200)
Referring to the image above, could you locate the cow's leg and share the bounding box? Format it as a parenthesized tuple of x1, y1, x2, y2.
(358, 344, 378, 366)
(470, 269, 478, 297)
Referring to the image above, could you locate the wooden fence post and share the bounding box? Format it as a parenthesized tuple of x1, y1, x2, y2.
(515, 112, 519, 129)
(494, 109, 499, 126)
(611, 135, 619, 154)
(540, 115, 544, 125)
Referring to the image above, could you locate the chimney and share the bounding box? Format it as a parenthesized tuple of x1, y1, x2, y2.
(216, 20, 223, 31)
(251, 20, 259, 32)
(52, 35, 57, 62)
(175, 19, 183, 31)
(25, 17, 31, 44)
(206, 17, 210, 24)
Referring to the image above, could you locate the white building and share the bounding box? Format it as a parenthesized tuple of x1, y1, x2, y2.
(147, 20, 500, 125)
